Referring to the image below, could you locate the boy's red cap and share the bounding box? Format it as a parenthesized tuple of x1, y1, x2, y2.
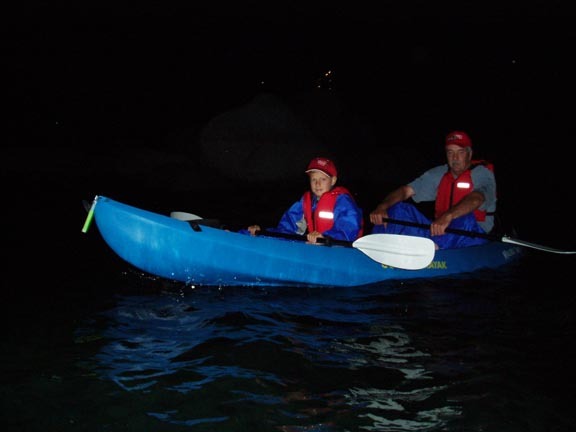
(445, 131, 472, 148)
(305, 157, 337, 177)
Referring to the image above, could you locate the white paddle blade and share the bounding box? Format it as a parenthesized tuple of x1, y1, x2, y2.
(170, 211, 203, 221)
(353, 234, 435, 270)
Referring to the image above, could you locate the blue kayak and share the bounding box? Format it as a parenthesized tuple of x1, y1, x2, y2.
(87, 195, 523, 288)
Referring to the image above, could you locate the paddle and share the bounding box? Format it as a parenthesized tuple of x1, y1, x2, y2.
(170, 211, 202, 221)
(170, 211, 435, 269)
(383, 218, 576, 255)
(258, 230, 436, 270)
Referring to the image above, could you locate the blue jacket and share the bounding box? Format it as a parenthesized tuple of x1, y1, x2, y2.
(270, 191, 363, 241)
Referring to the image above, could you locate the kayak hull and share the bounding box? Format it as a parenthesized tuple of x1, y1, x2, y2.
(91, 196, 523, 287)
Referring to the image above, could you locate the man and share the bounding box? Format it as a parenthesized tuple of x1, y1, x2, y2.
(369, 131, 496, 249)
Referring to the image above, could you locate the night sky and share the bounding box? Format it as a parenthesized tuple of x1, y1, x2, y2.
(6, 3, 574, 145)
(3, 3, 575, 247)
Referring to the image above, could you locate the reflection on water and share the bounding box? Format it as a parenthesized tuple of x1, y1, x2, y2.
(71, 263, 568, 432)
(4, 252, 572, 431)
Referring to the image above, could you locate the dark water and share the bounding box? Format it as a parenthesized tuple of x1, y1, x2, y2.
(3, 212, 576, 432)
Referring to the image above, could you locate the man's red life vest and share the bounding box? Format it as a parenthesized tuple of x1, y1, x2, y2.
(434, 160, 494, 222)
(302, 186, 363, 235)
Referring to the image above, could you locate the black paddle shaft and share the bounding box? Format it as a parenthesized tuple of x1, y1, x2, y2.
(383, 218, 495, 240)
(259, 230, 353, 247)
(383, 217, 576, 254)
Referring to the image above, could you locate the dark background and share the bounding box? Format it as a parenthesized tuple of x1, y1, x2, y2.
(3, 2, 575, 249)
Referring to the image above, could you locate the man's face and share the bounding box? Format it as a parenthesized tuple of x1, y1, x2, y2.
(445, 144, 472, 176)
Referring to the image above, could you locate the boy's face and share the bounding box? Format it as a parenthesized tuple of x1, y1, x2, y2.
(308, 171, 336, 198)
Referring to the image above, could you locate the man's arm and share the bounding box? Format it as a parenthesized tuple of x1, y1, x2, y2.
(369, 185, 415, 225)
(431, 191, 485, 235)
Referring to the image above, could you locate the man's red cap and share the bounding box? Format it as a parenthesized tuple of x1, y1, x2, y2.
(445, 131, 472, 148)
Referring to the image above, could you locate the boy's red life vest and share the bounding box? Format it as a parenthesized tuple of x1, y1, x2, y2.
(303, 186, 363, 236)
(435, 160, 495, 222)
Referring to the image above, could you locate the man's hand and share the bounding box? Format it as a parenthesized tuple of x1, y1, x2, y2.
(369, 205, 389, 226)
(430, 213, 453, 236)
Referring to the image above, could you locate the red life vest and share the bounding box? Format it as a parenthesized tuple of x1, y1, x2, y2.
(302, 186, 363, 235)
(434, 160, 494, 222)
